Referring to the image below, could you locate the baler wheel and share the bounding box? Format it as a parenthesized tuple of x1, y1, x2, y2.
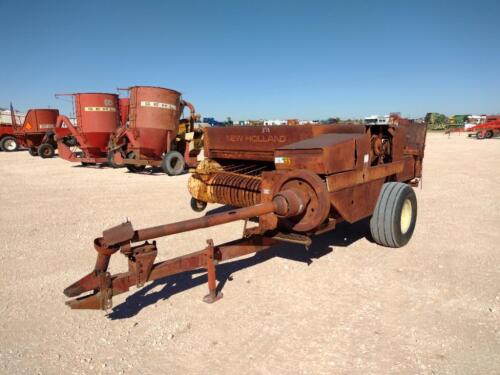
(125, 152, 146, 173)
(28, 148, 38, 156)
(190, 197, 207, 212)
(162, 151, 186, 175)
(1, 136, 19, 152)
(370, 182, 417, 248)
(485, 130, 494, 139)
(38, 143, 55, 159)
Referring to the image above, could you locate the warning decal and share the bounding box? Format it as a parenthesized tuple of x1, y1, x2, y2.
(140, 101, 176, 110)
(39, 124, 55, 129)
(84, 107, 117, 112)
(274, 156, 291, 165)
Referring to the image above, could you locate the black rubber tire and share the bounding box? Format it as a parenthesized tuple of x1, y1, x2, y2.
(370, 182, 417, 248)
(125, 152, 146, 173)
(476, 131, 484, 139)
(162, 151, 186, 175)
(1, 136, 19, 152)
(485, 130, 494, 139)
(28, 148, 38, 156)
(38, 143, 55, 159)
(190, 197, 207, 212)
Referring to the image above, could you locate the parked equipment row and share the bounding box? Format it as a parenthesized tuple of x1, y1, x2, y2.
(1, 86, 203, 175)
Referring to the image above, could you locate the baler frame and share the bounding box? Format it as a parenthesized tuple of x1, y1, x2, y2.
(64, 120, 427, 312)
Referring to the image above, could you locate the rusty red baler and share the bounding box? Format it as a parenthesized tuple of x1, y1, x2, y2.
(107, 86, 198, 175)
(64, 117, 427, 311)
(54, 93, 120, 166)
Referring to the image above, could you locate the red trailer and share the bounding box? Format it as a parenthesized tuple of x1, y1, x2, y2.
(107, 86, 198, 174)
(10, 106, 59, 157)
(470, 120, 500, 139)
(54, 93, 121, 166)
(446, 118, 500, 139)
(0, 124, 16, 151)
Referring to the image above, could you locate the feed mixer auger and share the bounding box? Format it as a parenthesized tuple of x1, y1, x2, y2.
(64, 119, 427, 311)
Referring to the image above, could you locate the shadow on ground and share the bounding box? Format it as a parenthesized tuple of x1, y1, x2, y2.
(107, 217, 371, 320)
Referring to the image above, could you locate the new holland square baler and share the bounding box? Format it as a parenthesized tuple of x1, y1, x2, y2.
(64, 118, 426, 310)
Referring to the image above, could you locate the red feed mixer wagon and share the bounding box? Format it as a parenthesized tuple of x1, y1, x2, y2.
(54, 93, 121, 166)
(107, 86, 198, 175)
(5, 105, 60, 157)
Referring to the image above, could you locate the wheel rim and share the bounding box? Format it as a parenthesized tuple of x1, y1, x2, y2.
(400, 198, 412, 234)
(170, 157, 182, 171)
(43, 148, 51, 156)
(4, 139, 16, 151)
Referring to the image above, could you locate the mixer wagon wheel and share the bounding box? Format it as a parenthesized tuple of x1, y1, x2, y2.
(370, 182, 417, 248)
(28, 148, 38, 156)
(162, 151, 186, 175)
(190, 197, 207, 212)
(125, 152, 146, 173)
(1, 136, 19, 152)
(38, 143, 55, 159)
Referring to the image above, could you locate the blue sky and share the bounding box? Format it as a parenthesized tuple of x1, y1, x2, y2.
(2, 0, 499, 120)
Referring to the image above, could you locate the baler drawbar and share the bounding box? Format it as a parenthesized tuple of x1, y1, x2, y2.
(64, 172, 320, 309)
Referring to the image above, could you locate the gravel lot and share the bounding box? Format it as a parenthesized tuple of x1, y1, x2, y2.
(0, 132, 499, 374)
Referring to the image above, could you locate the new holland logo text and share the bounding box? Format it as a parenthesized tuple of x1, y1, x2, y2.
(140, 101, 176, 110)
(84, 107, 116, 112)
(39, 124, 55, 129)
(226, 135, 287, 143)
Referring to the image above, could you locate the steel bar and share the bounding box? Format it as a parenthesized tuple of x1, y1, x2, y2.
(133, 201, 275, 243)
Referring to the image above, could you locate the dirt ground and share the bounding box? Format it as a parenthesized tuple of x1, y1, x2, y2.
(0, 132, 499, 375)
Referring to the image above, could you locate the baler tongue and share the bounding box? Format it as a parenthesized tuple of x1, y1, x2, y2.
(64, 271, 101, 298)
(66, 290, 112, 310)
(63, 171, 328, 311)
(65, 271, 113, 310)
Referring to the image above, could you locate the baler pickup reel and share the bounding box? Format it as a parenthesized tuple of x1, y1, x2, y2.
(64, 170, 330, 310)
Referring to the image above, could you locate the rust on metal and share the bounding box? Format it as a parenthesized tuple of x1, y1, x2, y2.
(9, 105, 60, 156)
(54, 93, 120, 165)
(107, 86, 202, 173)
(64, 118, 427, 312)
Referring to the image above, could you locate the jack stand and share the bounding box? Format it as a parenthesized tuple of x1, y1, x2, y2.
(203, 239, 223, 303)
